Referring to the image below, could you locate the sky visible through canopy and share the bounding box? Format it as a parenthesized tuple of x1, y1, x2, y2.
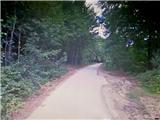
(85, 0, 109, 39)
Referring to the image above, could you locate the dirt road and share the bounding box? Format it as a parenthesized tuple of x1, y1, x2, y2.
(25, 63, 160, 120)
(26, 63, 120, 120)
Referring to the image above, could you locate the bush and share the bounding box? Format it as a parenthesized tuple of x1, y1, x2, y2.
(1, 67, 34, 96)
(137, 69, 160, 94)
(1, 94, 23, 120)
(1, 67, 32, 120)
(1, 56, 67, 119)
(151, 50, 160, 69)
(1, 63, 66, 119)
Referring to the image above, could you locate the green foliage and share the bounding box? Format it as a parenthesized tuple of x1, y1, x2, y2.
(103, 2, 160, 94)
(137, 69, 160, 94)
(82, 38, 105, 64)
(103, 2, 160, 72)
(1, 53, 67, 119)
(1, 2, 94, 119)
(1, 66, 31, 120)
(104, 32, 147, 73)
(1, 67, 33, 97)
(1, 94, 23, 120)
(151, 50, 160, 69)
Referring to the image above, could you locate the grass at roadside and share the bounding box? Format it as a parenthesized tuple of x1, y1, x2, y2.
(136, 69, 160, 94)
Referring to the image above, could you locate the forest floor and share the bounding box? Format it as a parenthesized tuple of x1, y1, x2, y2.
(101, 67, 160, 120)
(12, 63, 160, 120)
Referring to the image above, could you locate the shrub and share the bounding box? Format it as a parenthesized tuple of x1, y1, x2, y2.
(1, 67, 32, 120)
(137, 69, 160, 94)
(1, 57, 67, 119)
(151, 50, 160, 69)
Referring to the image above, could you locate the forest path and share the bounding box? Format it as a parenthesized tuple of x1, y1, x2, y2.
(26, 63, 127, 120)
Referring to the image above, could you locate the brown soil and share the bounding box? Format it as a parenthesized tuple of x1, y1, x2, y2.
(101, 68, 160, 120)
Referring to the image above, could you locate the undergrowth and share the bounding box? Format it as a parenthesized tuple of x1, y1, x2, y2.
(1, 62, 66, 120)
(136, 69, 160, 94)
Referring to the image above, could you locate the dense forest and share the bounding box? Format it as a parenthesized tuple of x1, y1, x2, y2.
(1, 1, 160, 119)
(103, 1, 160, 93)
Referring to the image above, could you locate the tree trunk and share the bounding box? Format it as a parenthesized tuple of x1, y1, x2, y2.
(4, 32, 8, 66)
(17, 33, 21, 63)
(147, 34, 152, 69)
(8, 19, 16, 64)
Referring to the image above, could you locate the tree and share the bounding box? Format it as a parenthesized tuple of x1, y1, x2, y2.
(103, 1, 160, 71)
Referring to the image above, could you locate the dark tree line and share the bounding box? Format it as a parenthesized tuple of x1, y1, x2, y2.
(1, 1, 94, 66)
(101, 1, 160, 93)
(102, 1, 160, 70)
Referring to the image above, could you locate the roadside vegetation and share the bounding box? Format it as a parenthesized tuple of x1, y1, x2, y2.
(1, 1, 160, 120)
(1, 1, 95, 119)
(102, 2, 160, 94)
